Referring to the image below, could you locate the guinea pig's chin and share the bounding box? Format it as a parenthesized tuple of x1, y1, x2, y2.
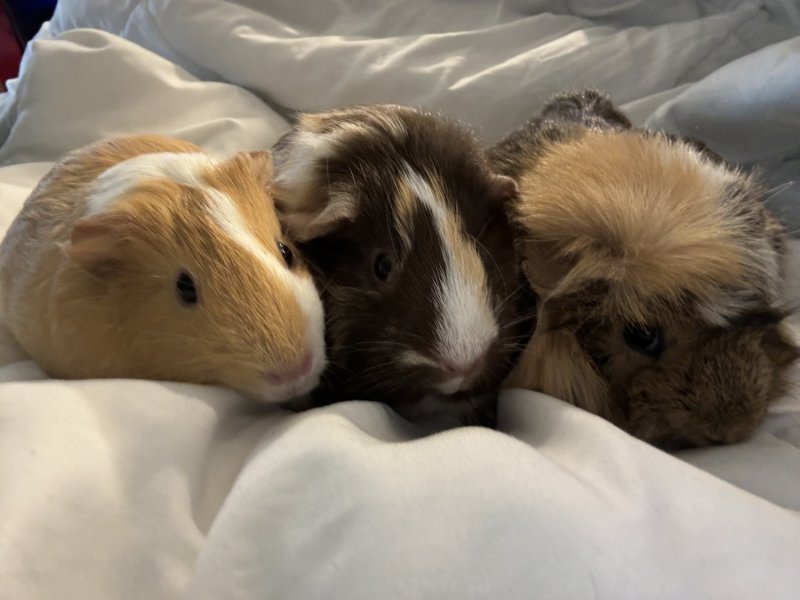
(260, 377, 318, 404)
(432, 372, 486, 396)
(241, 368, 324, 405)
(434, 377, 468, 396)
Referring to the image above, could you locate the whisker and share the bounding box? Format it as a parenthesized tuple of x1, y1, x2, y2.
(473, 236, 507, 290)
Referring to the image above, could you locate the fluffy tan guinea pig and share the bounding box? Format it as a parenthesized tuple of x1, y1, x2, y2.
(491, 90, 799, 449)
(0, 134, 326, 403)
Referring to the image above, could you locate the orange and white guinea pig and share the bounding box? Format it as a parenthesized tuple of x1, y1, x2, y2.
(0, 134, 326, 403)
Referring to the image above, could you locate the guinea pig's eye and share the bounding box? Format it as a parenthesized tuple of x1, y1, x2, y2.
(623, 325, 663, 357)
(373, 253, 393, 281)
(176, 272, 198, 306)
(277, 241, 293, 268)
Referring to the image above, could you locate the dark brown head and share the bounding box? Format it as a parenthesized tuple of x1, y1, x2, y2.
(496, 90, 799, 448)
(272, 104, 534, 418)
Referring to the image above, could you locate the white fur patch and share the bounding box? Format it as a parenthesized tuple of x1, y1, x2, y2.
(273, 130, 360, 241)
(698, 293, 757, 327)
(273, 130, 335, 200)
(436, 375, 467, 396)
(87, 152, 216, 215)
(398, 350, 438, 368)
(402, 164, 498, 386)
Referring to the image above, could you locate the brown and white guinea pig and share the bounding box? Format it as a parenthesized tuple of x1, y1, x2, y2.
(271, 104, 535, 424)
(0, 134, 325, 403)
(490, 90, 800, 449)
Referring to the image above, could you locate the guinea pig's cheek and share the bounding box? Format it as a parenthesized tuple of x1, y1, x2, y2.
(615, 369, 659, 421)
(626, 402, 685, 447)
(288, 272, 327, 369)
(623, 369, 704, 447)
(608, 346, 660, 389)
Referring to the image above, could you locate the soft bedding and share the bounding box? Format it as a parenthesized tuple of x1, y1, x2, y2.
(1, 1, 800, 599)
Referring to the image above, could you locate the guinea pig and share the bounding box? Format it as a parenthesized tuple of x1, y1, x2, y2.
(0, 134, 326, 403)
(490, 90, 800, 449)
(271, 104, 535, 424)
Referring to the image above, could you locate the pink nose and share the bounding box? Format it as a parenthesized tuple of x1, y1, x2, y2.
(264, 353, 313, 385)
(440, 353, 487, 379)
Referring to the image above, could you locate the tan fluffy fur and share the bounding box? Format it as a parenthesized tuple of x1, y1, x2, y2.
(503, 128, 798, 447)
(514, 131, 763, 323)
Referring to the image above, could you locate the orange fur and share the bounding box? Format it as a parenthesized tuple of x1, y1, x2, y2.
(0, 135, 325, 402)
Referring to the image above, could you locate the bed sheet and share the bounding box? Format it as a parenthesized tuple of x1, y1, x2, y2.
(39, 0, 800, 227)
(1, 2, 799, 599)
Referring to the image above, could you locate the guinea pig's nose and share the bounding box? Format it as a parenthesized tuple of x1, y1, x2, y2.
(440, 352, 487, 379)
(264, 352, 313, 385)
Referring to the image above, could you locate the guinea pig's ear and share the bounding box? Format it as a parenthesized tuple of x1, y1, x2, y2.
(488, 173, 519, 204)
(272, 127, 357, 241)
(660, 133, 727, 166)
(516, 238, 576, 297)
(67, 211, 136, 276)
(277, 190, 357, 242)
(244, 150, 273, 188)
(541, 89, 632, 130)
(762, 323, 800, 368)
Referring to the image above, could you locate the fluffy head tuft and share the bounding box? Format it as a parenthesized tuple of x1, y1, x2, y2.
(514, 130, 779, 326)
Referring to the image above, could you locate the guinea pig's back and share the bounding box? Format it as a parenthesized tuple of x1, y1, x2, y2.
(0, 156, 91, 327)
(0, 135, 201, 353)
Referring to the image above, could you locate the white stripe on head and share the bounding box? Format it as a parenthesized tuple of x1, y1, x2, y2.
(402, 163, 498, 371)
(87, 151, 325, 346)
(87, 152, 216, 215)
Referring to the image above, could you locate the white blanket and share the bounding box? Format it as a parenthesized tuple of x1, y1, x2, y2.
(1, 2, 800, 599)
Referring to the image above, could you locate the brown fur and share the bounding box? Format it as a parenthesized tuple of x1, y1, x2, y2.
(0, 134, 324, 402)
(495, 90, 799, 448)
(272, 104, 535, 423)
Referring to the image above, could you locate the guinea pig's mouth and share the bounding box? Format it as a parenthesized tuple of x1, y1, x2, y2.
(397, 349, 490, 396)
(433, 359, 492, 396)
(434, 372, 478, 395)
(264, 373, 321, 403)
(231, 357, 326, 405)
